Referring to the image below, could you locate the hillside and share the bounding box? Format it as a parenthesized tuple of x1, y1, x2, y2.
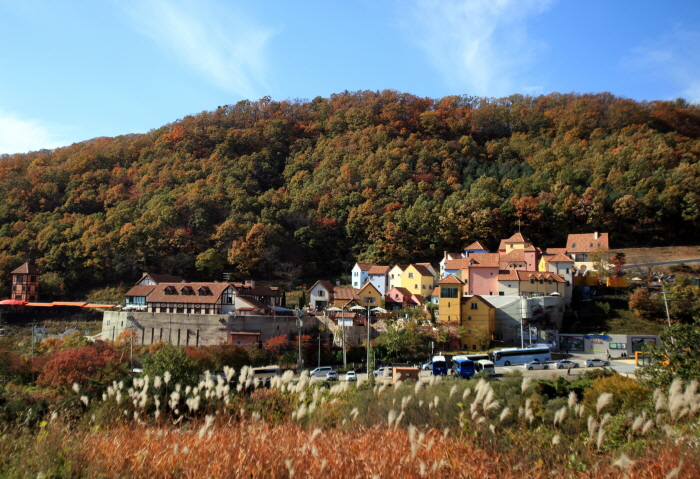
(0, 91, 699, 297)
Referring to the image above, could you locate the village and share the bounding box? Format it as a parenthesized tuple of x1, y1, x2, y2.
(1, 230, 661, 370)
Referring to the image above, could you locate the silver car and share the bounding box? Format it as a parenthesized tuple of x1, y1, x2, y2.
(525, 361, 549, 370)
(345, 371, 357, 382)
(585, 359, 610, 367)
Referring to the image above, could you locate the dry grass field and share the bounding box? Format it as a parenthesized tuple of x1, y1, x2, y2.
(614, 246, 700, 265)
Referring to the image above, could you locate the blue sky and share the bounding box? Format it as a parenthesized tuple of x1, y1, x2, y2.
(1, 0, 699, 155)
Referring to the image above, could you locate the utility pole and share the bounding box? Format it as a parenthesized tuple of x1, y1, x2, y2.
(366, 300, 373, 376)
(318, 333, 321, 368)
(168, 313, 172, 345)
(296, 309, 303, 373)
(661, 283, 675, 344)
(342, 300, 352, 368)
(31, 321, 35, 383)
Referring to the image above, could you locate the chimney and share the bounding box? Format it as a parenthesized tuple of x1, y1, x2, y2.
(245, 279, 255, 288)
(593, 232, 599, 240)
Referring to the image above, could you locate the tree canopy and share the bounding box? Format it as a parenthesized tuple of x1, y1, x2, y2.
(0, 91, 699, 296)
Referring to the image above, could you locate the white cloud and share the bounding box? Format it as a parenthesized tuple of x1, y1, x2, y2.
(0, 111, 66, 155)
(402, 0, 554, 97)
(625, 28, 700, 104)
(123, 0, 274, 99)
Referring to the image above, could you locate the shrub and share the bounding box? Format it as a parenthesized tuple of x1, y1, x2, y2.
(582, 374, 650, 416)
(141, 344, 200, 386)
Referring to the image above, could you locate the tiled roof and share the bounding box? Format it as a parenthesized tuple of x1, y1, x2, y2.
(411, 264, 435, 277)
(334, 287, 359, 301)
(139, 273, 185, 284)
(11, 262, 40, 275)
(500, 249, 526, 262)
(432, 287, 440, 296)
(516, 271, 566, 282)
(498, 270, 520, 281)
(368, 265, 391, 275)
(465, 241, 489, 251)
(546, 248, 567, 255)
(547, 253, 574, 263)
(466, 253, 501, 267)
(236, 296, 270, 311)
(438, 274, 463, 285)
(230, 283, 282, 297)
(566, 233, 609, 253)
(392, 264, 409, 272)
(125, 285, 156, 297)
(387, 287, 412, 298)
(146, 282, 230, 304)
(355, 263, 375, 271)
(463, 295, 495, 309)
(443, 252, 462, 262)
(504, 232, 531, 244)
(310, 280, 335, 294)
(444, 258, 468, 270)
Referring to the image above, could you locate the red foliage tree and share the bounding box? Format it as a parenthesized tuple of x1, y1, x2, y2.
(37, 341, 126, 393)
(263, 334, 290, 355)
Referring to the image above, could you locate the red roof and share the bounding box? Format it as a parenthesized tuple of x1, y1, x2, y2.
(566, 233, 609, 253)
(465, 241, 488, 251)
(147, 282, 230, 304)
(411, 264, 435, 277)
(438, 274, 463, 285)
(125, 285, 156, 297)
(368, 265, 391, 275)
(547, 253, 574, 263)
(504, 232, 531, 244)
(334, 287, 359, 301)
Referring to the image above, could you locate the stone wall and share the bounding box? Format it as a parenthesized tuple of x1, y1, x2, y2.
(101, 311, 322, 346)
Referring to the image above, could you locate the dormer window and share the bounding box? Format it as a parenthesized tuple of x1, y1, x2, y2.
(572, 243, 576, 248)
(198, 286, 211, 296)
(165, 286, 177, 295)
(530, 278, 535, 284)
(181, 286, 194, 295)
(589, 243, 593, 247)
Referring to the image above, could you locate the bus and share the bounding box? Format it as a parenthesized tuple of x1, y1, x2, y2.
(251, 365, 282, 386)
(475, 359, 496, 376)
(491, 347, 551, 366)
(451, 356, 476, 378)
(432, 355, 448, 376)
(465, 354, 490, 362)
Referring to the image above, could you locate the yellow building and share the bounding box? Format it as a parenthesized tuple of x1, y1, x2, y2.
(437, 274, 464, 323)
(459, 296, 495, 351)
(356, 282, 382, 308)
(400, 264, 435, 297)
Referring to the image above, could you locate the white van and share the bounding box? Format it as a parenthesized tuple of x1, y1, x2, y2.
(308, 366, 333, 377)
(475, 359, 496, 377)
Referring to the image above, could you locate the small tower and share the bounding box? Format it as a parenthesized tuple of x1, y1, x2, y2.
(10, 262, 40, 301)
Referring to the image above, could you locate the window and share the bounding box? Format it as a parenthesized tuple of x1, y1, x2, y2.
(472, 345, 477, 350)
(499, 292, 504, 296)
(441, 287, 458, 298)
(364, 297, 376, 303)
(566, 268, 569, 274)
(489, 291, 492, 295)
(467, 316, 472, 321)
(319, 290, 325, 297)
(467, 330, 472, 334)
(414, 284, 418, 289)
(589, 243, 593, 247)
(609, 343, 627, 349)
(470, 303, 478, 310)
(353, 272, 358, 276)
(508, 284, 512, 288)
(408, 273, 414, 278)
(530, 278, 535, 284)
(422, 284, 426, 289)
(572, 243, 576, 248)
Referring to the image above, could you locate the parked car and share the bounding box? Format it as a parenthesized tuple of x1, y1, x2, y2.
(525, 361, 549, 370)
(555, 360, 580, 369)
(309, 366, 333, 377)
(345, 371, 357, 382)
(373, 367, 393, 378)
(586, 359, 610, 368)
(421, 362, 432, 371)
(326, 371, 338, 381)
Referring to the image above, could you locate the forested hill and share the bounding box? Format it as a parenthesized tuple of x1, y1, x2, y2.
(1, 90, 700, 296)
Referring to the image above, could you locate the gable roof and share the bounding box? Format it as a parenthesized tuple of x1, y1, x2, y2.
(235, 296, 271, 311)
(438, 274, 463, 285)
(465, 241, 488, 251)
(462, 295, 495, 309)
(11, 262, 40, 275)
(138, 273, 185, 285)
(354, 263, 375, 271)
(333, 287, 359, 302)
(357, 282, 381, 295)
(391, 264, 409, 272)
(466, 253, 500, 267)
(504, 232, 530, 244)
(368, 265, 391, 275)
(566, 233, 609, 253)
(125, 285, 156, 297)
(547, 253, 574, 263)
(309, 280, 335, 294)
(410, 264, 435, 277)
(546, 248, 567, 255)
(387, 286, 413, 298)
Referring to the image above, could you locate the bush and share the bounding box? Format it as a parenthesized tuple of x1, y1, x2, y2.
(142, 344, 200, 386)
(582, 374, 651, 416)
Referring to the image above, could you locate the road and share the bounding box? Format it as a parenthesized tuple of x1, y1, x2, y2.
(623, 258, 700, 269)
(310, 353, 638, 382)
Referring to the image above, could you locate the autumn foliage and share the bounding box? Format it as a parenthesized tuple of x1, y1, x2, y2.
(36, 341, 125, 392)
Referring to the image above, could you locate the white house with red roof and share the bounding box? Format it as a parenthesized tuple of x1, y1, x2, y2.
(351, 262, 375, 289)
(565, 232, 609, 275)
(367, 265, 391, 296)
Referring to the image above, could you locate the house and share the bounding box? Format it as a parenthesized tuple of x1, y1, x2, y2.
(437, 274, 464, 323)
(367, 265, 391, 296)
(444, 253, 500, 296)
(540, 253, 574, 301)
(308, 280, 336, 310)
(384, 287, 424, 311)
(125, 272, 186, 310)
(351, 263, 375, 289)
(144, 282, 232, 315)
(400, 264, 435, 296)
(439, 242, 489, 279)
(498, 232, 535, 254)
(388, 264, 408, 291)
(497, 271, 568, 298)
(330, 287, 360, 309)
(565, 232, 609, 275)
(10, 262, 40, 302)
(459, 296, 495, 351)
(439, 252, 462, 279)
(356, 282, 382, 308)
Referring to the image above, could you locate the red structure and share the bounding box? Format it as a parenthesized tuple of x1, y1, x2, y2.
(10, 262, 40, 302)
